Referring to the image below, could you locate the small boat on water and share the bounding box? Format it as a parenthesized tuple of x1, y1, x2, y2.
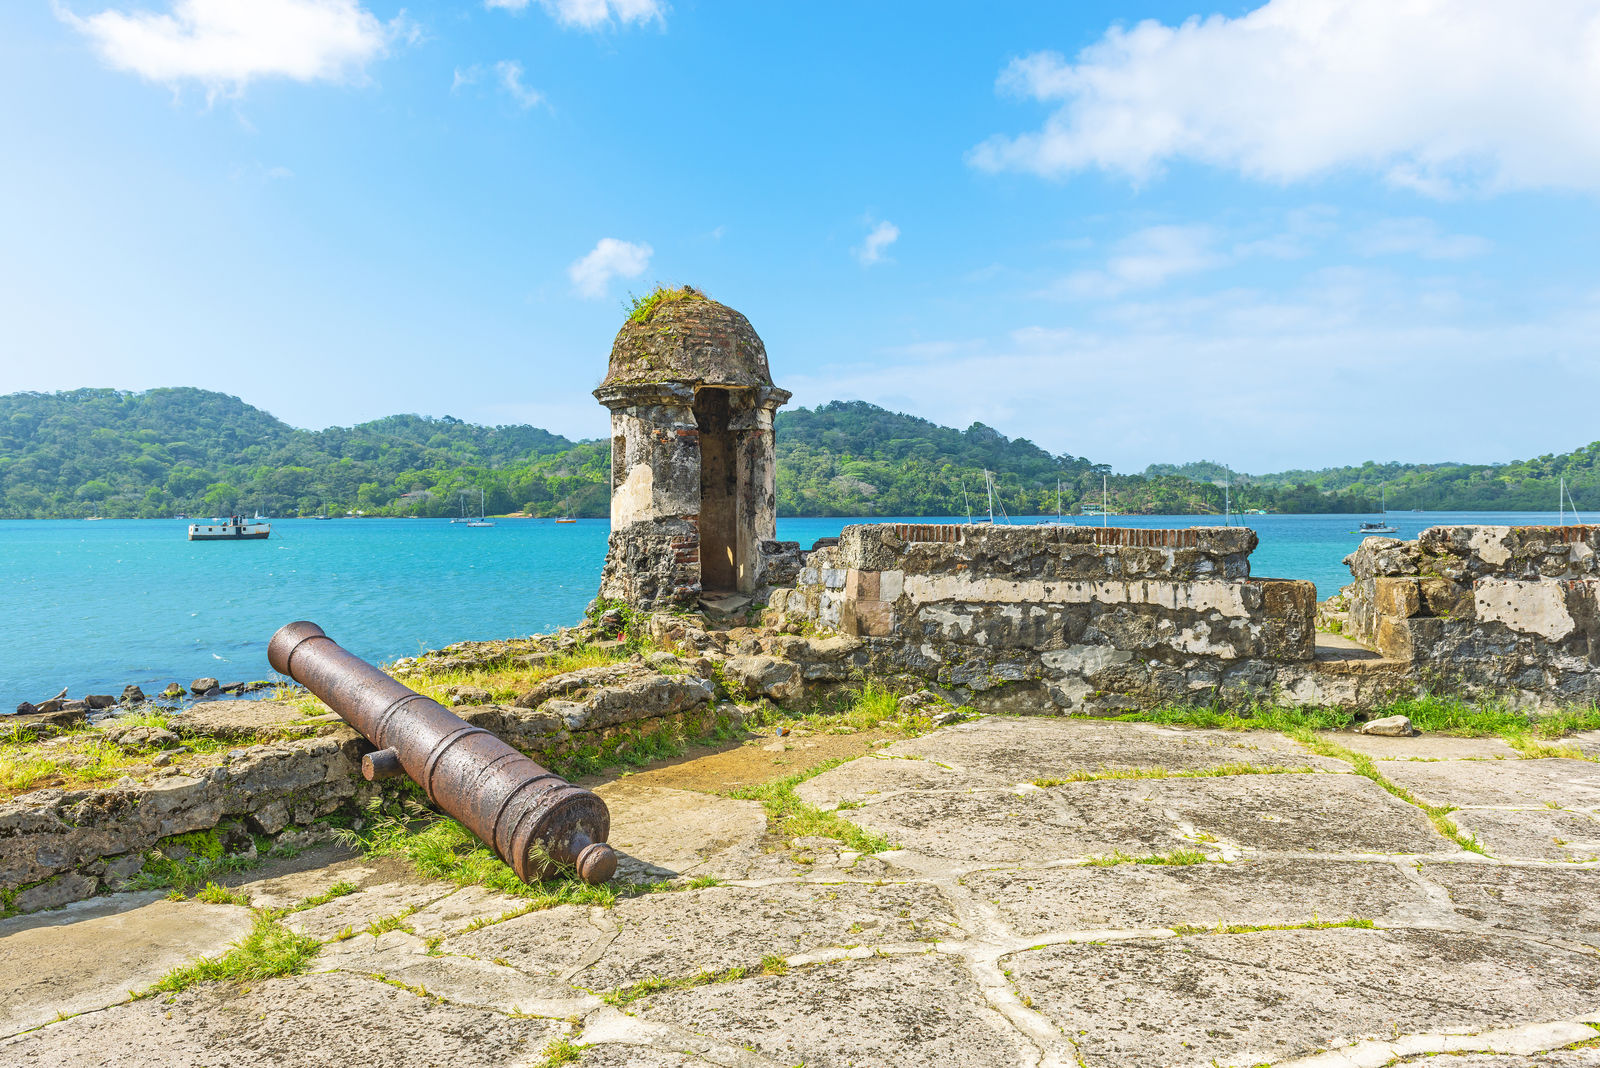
(188, 515, 270, 541)
(463, 488, 495, 527)
(1354, 487, 1397, 535)
(554, 516, 577, 524)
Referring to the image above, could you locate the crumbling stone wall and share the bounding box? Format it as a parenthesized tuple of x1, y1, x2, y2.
(767, 524, 1317, 713)
(1340, 526, 1600, 706)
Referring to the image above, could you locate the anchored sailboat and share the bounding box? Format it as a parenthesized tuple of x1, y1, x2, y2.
(1357, 485, 1397, 535)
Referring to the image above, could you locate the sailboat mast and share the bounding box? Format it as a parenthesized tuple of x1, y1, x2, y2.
(1102, 475, 1108, 529)
(985, 470, 995, 524)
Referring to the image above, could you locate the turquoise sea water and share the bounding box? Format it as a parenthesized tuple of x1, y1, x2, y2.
(0, 512, 1573, 707)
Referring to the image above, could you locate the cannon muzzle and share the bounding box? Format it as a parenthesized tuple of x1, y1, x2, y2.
(268, 621, 617, 885)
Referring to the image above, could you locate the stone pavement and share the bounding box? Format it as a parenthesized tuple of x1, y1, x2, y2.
(3, 716, 1599, 1067)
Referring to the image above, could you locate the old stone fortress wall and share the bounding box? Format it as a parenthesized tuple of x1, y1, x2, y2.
(602, 291, 1600, 713)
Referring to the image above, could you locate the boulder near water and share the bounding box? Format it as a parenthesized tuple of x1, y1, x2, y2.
(84, 694, 116, 710)
(189, 677, 219, 695)
(160, 683, 185, 699)
(120, 685, 145, 704)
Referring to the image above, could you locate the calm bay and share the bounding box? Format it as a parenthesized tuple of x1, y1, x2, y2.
(0, 511, 1570, 707)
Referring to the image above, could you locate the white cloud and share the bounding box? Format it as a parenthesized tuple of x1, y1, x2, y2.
(59, 0, 405, 95)
(970, 0, 1600, 196)
(484, 0, 663, 30)
(781, 271, 1600, 472)
(1351, 218, 1491, 260)
(1051, 224, 1220, 299)
(494, 60, 544, 109)
(854, 220, 900, 266)
(568, 238, 652, 299)
(452, 60, 545, 109)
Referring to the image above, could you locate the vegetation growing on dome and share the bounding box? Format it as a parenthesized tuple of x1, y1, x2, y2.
(624, 284, 709, 324)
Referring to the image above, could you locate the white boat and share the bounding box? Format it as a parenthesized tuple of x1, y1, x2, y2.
(188, 515, 270, 541)
(1356, 486, 1397, 535)
(465, 487, 495, 527)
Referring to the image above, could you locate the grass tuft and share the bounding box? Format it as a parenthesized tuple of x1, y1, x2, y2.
(143, 913, 320, 995)
(193, 882, 251, 906)
(724, 758, 892, 853)
(535, 1039, 588, 1068)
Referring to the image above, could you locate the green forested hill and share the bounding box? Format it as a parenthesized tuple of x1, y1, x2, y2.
(0, 388, 608, 519)
(2, 388, 1596, 519)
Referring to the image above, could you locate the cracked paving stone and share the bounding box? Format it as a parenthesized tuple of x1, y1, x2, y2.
(795, 753, 975, 808)
(1451, 808, 1600, 861)
(1121, 773, 1451, 854)
(875, 716, 1341, 786)
(1393, 1050, 1600, 1066)
(402, 884, 534, 939)
(578, 881, 961, 989)
(0, 894, 254, 1036)
(283, 877, 458, 940)
(1379, 758, 1600, 810)
(964, 858, 1439, 937)
(631, 953, 1033, 1067)
(574, 1046, 711, 1066)
(822, 782, 1185, 865)
(441, 903, 610, 979)
(1316, 732, 1521, 761)
(0, 971, 560, 1068)
(1422, 862, 1600, 946)
(1006, 927, 1600, 1068)
(595, 781, 768, 882)
(322, 929, 599, 1014)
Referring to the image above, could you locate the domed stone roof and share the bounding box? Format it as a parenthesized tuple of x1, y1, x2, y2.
(598, 288, 773, 391)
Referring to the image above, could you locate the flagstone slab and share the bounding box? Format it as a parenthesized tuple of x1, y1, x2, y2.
(1379, 757, 1600, 809)
(630, 953, 1034, 1068)
(0, 971, 558, 1067)
(0, 893, 253, 1037)
(963, 857, 1440, 937)
(1005, 927, 1600, 1068)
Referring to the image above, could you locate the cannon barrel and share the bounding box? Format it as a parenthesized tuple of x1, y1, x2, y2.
(267, 621, 617, 885)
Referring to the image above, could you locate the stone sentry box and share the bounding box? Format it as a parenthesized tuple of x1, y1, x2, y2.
(594, 291, 797, 608)
(767, 523, 1318, 713)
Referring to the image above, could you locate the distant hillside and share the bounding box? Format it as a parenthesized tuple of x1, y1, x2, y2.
(5, 388, 1593, 519)
(0, 388, 606, 519)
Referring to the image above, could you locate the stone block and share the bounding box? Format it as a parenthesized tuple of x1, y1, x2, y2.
(854, 600, 895, 637)
(1253, 578, 1316, 661)
(879, 568, 904, 601)
(820, 568, 847, 589)
(1376, 618, 1416, 660)
(1373, 576, 1421, 619)
(844, 568, 879, 601)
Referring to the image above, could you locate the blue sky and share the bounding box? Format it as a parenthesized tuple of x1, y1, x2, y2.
(3, 0, 1599, 472)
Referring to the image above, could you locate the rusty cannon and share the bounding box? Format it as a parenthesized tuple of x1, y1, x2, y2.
(267, 621, 617, 885)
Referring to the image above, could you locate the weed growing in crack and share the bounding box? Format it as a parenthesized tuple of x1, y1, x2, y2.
(1083, 849, 1211, 868)
(1295, 733, 1487, 855)
(724, 758, 892, 853)
(1168, 917, 1373, 937)
(142, 913, 320, 995)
